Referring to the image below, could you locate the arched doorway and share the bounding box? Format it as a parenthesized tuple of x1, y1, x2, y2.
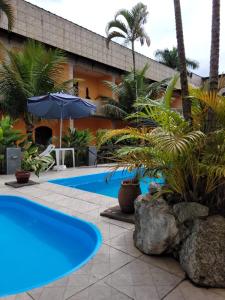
(35, 126, 52, 146)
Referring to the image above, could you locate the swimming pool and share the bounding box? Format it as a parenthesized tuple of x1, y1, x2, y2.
(49, 170, 164, 198)
(0, 195, 102, 297)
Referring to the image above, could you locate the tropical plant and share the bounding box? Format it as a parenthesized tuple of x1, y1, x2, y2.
(62, 128, 93, 166)
(96, 129, 117, 148)
(102, 65, 169, 119)
(0, 40, 74, 138)
(106, 2, 150, 74)
(62, 128, 93, 149)
(21, 143, 54, 177)
(100, 75, 225, 214)
(0, 115, 23, 147)
(173, 0, 191, 122)
(0, 0, 14, 30)
(155, 47, 199, 71)
(206, 0, 220, 132)
(0, 115, 23, 173)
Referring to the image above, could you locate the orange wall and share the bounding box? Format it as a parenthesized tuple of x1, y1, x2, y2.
(171, 93, 182, 109)
(76, 71, 113, 100)
(7, 115, 123, 146)
(12, 117, 69, 144)
(74, 117, 112, 132)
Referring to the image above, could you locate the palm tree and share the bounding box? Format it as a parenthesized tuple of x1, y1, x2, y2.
(209, 0, 220, 91)
(155, 47, 199, 71)
(101, 65, 167, 119)
(0, 40, 72, 137)
(106, 2, 150, 75)
(173, 0, 191, 122)
(100, 80, 225, 212)
(206, 0, 220, 132)
(0, 0, 14, 30)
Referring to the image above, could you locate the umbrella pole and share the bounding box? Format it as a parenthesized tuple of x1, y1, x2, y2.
(60, 113, 63, 148)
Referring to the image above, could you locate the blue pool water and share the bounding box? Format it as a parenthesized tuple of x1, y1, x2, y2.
(0, 195, 102, 297)
(49, 170, 164, 198)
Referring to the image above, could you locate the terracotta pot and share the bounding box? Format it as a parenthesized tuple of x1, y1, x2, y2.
(15, 170, 31, 184)
(118, 179, 141, 214)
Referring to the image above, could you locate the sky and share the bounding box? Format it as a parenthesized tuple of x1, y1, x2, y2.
(26, 0, 225, 77)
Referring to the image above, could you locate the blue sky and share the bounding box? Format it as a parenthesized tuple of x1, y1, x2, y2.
(27, 0, 225, 77)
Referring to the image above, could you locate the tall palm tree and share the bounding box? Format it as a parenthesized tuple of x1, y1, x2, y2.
(155, 47, 199, 71)
(206, 0, 220, 132)
(209, 0, 220, 91)
(0, 0, 14, 30)
(106, 2, 150, 75)
(173, 0, 191, 122)
(0, 40, 71, 137)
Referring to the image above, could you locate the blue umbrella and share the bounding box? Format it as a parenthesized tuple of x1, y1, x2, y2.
(28, 93, 96, 147)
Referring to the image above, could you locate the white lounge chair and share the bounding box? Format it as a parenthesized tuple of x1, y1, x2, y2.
(39, 144, 55, 172)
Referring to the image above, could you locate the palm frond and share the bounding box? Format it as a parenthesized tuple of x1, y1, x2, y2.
(99, 127, 152, 146)
(155, 47, 199, 71)
(106, 2, 149, 48)
(101, 103, 128, 119)
(185, 58, 199, 70)
(0, 40, 68, 127)
(0, 0, 15, 30)
(218, 75, 225, 90)
(164, 73, 179, 108)
(106, 20, 128, 35)
(115, 8, 133, 29)
(190, 88, 225, 126)
(152, 128, 205, 156)
(106, 31, 126, 47)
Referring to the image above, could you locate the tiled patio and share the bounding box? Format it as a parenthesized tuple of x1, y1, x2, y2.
(0, 166, 225, 300)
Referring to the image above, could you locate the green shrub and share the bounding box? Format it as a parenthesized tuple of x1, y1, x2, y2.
(0, 116, 24, 174)
(62, 128, 93, 166)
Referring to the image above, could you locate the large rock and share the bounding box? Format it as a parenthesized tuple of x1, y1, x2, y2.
(173, 202, 209, 223)
(179, 215, 225, 287)
(133, 195, 179, 255)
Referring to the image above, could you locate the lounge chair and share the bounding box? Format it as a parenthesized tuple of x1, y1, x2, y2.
(39, 144, 55, 171)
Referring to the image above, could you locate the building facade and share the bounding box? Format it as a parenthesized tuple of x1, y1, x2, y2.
(0, 0, 203, 144)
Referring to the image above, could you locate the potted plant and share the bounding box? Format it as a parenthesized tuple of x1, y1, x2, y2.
(118, 170, 142, 214)
(15, 143, 54, 183)
(15, 169, 31, 184)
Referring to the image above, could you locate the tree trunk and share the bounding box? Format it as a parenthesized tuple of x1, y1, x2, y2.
(132, 40, 138, 99)
(173, 0, 191, 123)
(26, 124, 34, 141)
(131, 41, 136, 75)
(24, 112, 34, 142)
(24, 120, 34, 142)
(206, 0, 220, 132)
